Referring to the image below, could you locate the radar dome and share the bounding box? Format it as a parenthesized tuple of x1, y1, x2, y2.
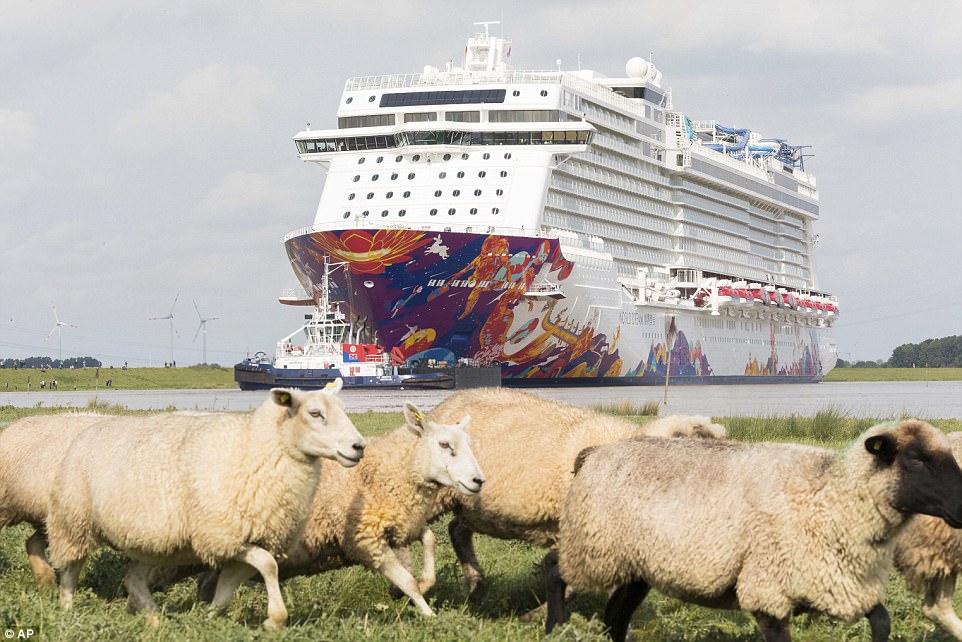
(625, 57, 649, 79)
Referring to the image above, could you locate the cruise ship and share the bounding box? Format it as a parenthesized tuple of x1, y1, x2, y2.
(281, 23, 838, 385)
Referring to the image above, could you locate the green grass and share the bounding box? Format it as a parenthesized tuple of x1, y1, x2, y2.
(824, 367, 962, 382)
(0, 365, 236, 392)
(3, 411, 962, 640)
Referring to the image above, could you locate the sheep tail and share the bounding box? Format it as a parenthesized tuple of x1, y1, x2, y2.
(573, 446, 597, 475)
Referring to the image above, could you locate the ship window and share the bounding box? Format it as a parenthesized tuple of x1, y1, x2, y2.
(443, 153, 451, 161)
(348, 193, 356, 200)
(366, 192, 374, 199)
(470, 208, 478, 215)
(346, 97, 353, 104)
(540, 90, 548, 97)
(457, 171, 465, 178)
(362, 210, 370, 217)
(474, 189, 482, 196)
(512, 90, 520, 97)
(395, 155, 403, 162)
(483, 153, 490, 160)
(439, 172, 447, 179)
(399, 209, 406, 216)
(496, 189, 504, 196)
(445, 111, 481, 122)
(403, 191, 411, 197)
(368, 95, 376, 102)
(391, 172, 398, 180)
(489, 109, 562, 122)
(504, 152, 512, 159)
(430, 208, 438, 216)
(343, 211, 351, 218)
(478, 170, 486, 178)
(358, 158, 365, 164)
(434, 190, 442, 197)
(408, 172, 415, 179)
(386, 191, 394, 198)
(376, 156, 384, 163)
(412, 154, 421, 162)
(500, 170, 508, 177)
(461, 153, 469, 160)
(371, 174, 379, 181)
(381, 210, 389, 217)
(353, 175, 360, 182)
(404, 112, 438, 123)
(338, 114, 394, 128)
(492, 207, 500, 214)
(448, 208, 456, 215)
(453, 189, 460, 197)
(381, 88, 506, 107)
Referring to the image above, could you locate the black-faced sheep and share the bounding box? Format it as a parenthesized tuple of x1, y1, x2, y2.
(46, 382, 365, 630)
(196, 400, 484, 617)
(0, 413, 113, 586)
(427, 387, 725, 602)
(893, 431, 962, 640)
(546, 419, 962, 642)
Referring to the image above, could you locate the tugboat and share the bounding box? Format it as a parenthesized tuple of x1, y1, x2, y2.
(234, 258, 468, 390)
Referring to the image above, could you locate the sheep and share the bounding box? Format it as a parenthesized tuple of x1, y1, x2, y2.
(194, 400, 484, 617)
(893, 431, 962, 640)
(0, 413, 114, 586)
(426, 387, 725, 603)
(545, 419, 962, 642)
(46, 381, 365, 630)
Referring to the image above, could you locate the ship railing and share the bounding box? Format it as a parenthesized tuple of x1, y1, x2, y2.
(346, 69, 565, 91)
(284, 222, 551, 242)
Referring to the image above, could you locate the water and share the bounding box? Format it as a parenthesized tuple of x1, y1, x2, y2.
(2, 381, 960, 419)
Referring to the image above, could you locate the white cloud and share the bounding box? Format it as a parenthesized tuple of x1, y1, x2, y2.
(112, 64, 274, 138)
(835, 78, 962, 125)
(197, 171, 281, 216)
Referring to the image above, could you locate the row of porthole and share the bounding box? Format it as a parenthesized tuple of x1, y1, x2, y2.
(342, 207, 501, 219)
(352, 170, 509, 182)
(348, 188, 503, 200)
(346, 90, 547, 104)
(358, 152, 513, 165)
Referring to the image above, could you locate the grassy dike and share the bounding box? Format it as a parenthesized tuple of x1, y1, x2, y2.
(2, 407, 962, 640)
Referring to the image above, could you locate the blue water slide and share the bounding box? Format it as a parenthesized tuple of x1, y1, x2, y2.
(704, 123, 750, 153)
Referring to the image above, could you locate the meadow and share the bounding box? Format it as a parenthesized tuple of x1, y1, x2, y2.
(2, 405, 962, 641)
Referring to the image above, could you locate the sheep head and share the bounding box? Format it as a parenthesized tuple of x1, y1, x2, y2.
(863, 419, 962, 528)
(404, 401, 484, 495)
(271, 380, 365, 467)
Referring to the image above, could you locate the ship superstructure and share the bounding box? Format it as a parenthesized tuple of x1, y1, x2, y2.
(281, 23, 837, 384)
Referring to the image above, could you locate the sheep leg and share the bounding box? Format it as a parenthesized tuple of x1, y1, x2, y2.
(388, 546, 414, 599)
(123, 561, 161, 614)
(377, 547, 434, 616)
(922, 575, 962, 640)
(753, 612, 791, 642)
(448, 516, 485, 602)
(211, 546, 287, 631)
(543, 551, 568, 633)
(58, 559, 84, 610)
(417, 527, 436, 595)
(603, 581, 650, 642)
(25, 528, 56, 588)
(865, 602, 891, 642)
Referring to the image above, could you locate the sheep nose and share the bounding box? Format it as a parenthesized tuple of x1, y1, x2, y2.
(352, 441, 365, 454)
(473, 477, 485, 488)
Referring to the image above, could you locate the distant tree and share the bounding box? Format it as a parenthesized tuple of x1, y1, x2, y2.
(836, 358, 851, 368)
(0, 356, 101, 369)
(853, 360, 881, 368)
(888, 336, 962, 368)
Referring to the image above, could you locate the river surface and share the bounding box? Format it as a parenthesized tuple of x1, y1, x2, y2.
(2, 381, 960, 419)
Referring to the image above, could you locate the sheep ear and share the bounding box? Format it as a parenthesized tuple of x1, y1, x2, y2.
(403, 401, 426, 437)
(455, 414, 471, 431)
(865, 433, 898, 465)
(324, 378, 343, 394)
(271, 388, 295, 409)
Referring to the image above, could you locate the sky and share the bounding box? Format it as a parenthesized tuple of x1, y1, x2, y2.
(2, 1, 960, 368)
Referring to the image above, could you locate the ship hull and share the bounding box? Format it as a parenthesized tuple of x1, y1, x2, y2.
(285, 228, 836, 385)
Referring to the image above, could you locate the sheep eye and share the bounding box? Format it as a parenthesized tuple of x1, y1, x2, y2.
(309, 410, 325, 420)
(439, 441, 450, 450)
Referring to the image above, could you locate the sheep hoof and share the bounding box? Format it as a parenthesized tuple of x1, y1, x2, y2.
(35, 568, 57, 589)
(467, 582, 486, 605)
(388, 585, 406, 600)
(145, 613, 161, 628)
(262, 617, 286, 631)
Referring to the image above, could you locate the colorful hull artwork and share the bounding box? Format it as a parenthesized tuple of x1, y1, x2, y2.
(285, 229, 829, 385)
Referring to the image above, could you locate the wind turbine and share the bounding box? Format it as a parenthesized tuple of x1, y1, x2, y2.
(149, 293, 179, 365)
(192, 300, 219, 365)
(45, 305, 77, 360)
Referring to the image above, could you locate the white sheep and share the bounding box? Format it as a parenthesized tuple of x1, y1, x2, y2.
(195, 400, 484, 617)
(427, 387, 725, 602)
(0, 413, 112, 586)
(546, 419, 962, 642)
(893, 431, 962, 640)
(46, 381, 365, 630)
